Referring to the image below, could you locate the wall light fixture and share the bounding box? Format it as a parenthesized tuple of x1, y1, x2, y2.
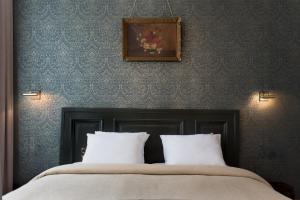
(22, 90, 41, 100)
(259, 91, 275, 102)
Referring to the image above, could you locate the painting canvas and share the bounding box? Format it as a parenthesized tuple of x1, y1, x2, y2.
(123, 17, 181, 61)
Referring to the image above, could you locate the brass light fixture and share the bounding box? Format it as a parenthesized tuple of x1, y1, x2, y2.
(259, 91, 275, 102)
(22, 90, 41, 100)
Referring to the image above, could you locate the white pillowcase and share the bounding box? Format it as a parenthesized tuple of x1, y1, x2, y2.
(160, 134, 226, 166)
(95, 131, 147, 135)
(82, 132, 149, 164)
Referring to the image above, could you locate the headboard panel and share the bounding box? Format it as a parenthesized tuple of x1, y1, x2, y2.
(60, 108, 239, 166)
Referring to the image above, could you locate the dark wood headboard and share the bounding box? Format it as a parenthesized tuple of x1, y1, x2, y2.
(60, 108, 239, 166)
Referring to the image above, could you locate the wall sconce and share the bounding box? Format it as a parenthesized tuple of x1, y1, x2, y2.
(22, 90, 41, 100)
(259, 91, 275, 101)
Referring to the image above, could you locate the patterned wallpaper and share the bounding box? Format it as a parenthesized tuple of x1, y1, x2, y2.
(14, 0, 300, 197)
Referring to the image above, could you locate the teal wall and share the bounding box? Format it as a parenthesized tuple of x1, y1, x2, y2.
(15, 0, 300, 197)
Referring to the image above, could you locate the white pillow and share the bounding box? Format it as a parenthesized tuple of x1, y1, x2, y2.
(82, 132, 149, 164)
(95, 131, 147, 135)
(160, 134, 226, 166)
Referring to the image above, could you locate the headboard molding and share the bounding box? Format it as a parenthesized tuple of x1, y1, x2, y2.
(60, 108, 239, 166)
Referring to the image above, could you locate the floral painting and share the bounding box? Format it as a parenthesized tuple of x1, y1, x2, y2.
(136, 27, 164, 55)
(123, 18, 181, 61)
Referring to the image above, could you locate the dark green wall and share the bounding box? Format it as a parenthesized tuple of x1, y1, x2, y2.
(14, 0, 300, 198)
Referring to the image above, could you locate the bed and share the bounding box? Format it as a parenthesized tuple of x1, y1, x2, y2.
(3, 108, 290, 200)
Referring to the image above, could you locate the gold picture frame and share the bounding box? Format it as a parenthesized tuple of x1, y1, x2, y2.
(123, 17, 181, 61)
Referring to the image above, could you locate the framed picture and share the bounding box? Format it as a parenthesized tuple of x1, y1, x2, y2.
(122, 17, 181, 61)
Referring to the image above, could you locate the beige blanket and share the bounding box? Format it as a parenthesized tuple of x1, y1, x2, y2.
(3, 163, 290, 200)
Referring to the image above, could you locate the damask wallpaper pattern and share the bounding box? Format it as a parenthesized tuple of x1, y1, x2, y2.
(14, 0, 300, 198)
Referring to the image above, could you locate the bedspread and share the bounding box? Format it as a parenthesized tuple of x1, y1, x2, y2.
(3, 163, 290, 200)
